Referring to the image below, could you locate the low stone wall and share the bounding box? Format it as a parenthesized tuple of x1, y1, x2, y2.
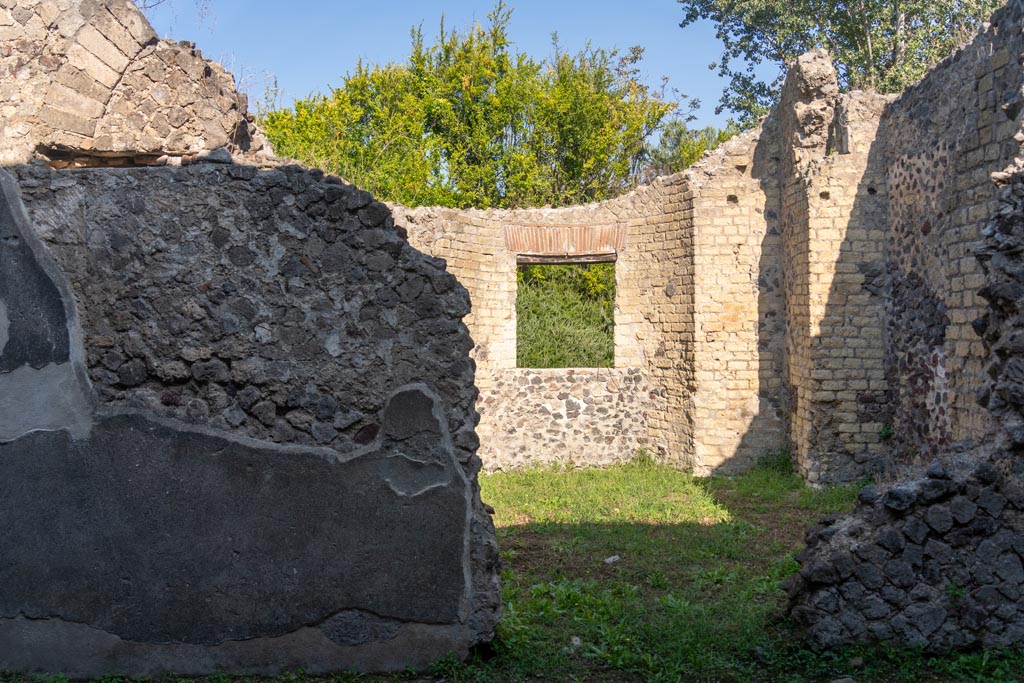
(787, 461, 1024, 649)
(476, 368, 659, 469)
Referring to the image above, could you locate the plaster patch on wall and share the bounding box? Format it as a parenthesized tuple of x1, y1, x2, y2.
(0, 299, 8, 356)
(0, 362, 92, 442)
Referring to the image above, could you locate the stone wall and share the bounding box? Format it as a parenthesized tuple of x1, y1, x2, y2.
(881, 13, 1020, 463)
(689, 121, 787, 475)
(0, 156, 500, 675)
(785, 167, 1024, 650)
(477, 368, 658, 469)
(787, 460, 1024, 649)
(392, 33, 1012, 481)
(391, 0, 1024, 487)
(0, 5, 504, 668)
(393, 184, 697, 470)
(765, 17, 1020, 483)
(786, 0, 1024, 651)
(0, 0, 258, 166)
(777, 52, 893, 485)
(395, 150, 789, 474)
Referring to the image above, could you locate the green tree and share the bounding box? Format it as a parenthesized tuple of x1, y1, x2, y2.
(261, 3, 677, 209)
(679, 0, 1006, 126)
(645, 118, 739, 179)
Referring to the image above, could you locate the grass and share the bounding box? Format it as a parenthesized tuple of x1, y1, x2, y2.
(462, 454, 1024, 682)
(9, 455, 1024, 683)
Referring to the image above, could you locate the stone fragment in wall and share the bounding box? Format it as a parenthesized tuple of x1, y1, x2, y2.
(1, 0, 258, 164)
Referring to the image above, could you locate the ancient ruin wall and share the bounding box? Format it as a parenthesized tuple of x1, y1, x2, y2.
(14, 162, 481, 455)
(689, 122, 787, 475)
(2, 157, 501, 675)
(881, 11, 1021, 463)
(0, 0, 255, 166)
(0, 0, 501, 673)
(395, 134, 791, 474)
(393, 179, 696, 469)
(1, 157, 503, 675)
(786, 165, 1024, 649)
(776, 51, 892, 485)
(786, 0, 1024, 651)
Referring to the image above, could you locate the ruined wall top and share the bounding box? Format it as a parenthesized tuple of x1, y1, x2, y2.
(0, 0, 264, 166)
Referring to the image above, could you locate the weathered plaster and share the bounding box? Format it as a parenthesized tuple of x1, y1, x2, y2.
(0, 146, 499, 672)
(0, 299, 8, 355)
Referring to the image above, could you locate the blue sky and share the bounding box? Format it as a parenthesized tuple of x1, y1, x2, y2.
(144, 1, 773, 129)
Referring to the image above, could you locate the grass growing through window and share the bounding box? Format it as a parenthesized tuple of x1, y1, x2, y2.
(516, 263, 614, 369)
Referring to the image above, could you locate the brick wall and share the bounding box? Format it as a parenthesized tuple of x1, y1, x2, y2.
(881, 10, 1023, 464)
(396, 145, 786, 473)
(690, 122, 787, 475)
(393, 188, 694, 470)
(776, 52, 893, 484)
(399, 15, 1022, 479)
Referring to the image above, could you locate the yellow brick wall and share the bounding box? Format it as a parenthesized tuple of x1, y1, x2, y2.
(778, 53, 892, 484)
(393, 187, 696, 469)
(689, 125, 787, 475)
(394, 15, 1024, 479)
(395, 138, 788, 472)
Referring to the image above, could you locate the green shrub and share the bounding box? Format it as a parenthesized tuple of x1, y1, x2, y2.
(516, 263, 614, 368)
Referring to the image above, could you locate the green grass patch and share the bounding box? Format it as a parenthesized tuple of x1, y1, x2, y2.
(468, 456, 1024, 682)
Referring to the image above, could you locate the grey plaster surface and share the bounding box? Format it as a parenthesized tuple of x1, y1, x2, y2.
(0, 616, 471, 677)
(0, 299, 8, 355)
(0, 162, 497, 673)
(0, 173, 70, 372)
(0, 169, 91, 441)
(0, 362, 92, 442)
(0, 408, 469, 646)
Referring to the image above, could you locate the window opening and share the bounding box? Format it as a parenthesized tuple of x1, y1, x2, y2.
(516, 262, 615, 369)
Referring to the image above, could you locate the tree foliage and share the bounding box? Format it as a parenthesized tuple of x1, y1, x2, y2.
(517, 264, 615, 368)
(679, 0, 1006, 125)
(645, 119, 739, 179)
(261, 3, 677, 209)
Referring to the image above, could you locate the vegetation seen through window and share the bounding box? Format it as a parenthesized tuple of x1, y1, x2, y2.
(516, 263, 615, 369)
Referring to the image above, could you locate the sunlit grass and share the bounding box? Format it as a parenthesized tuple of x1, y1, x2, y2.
(484, 456, 731, 527)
